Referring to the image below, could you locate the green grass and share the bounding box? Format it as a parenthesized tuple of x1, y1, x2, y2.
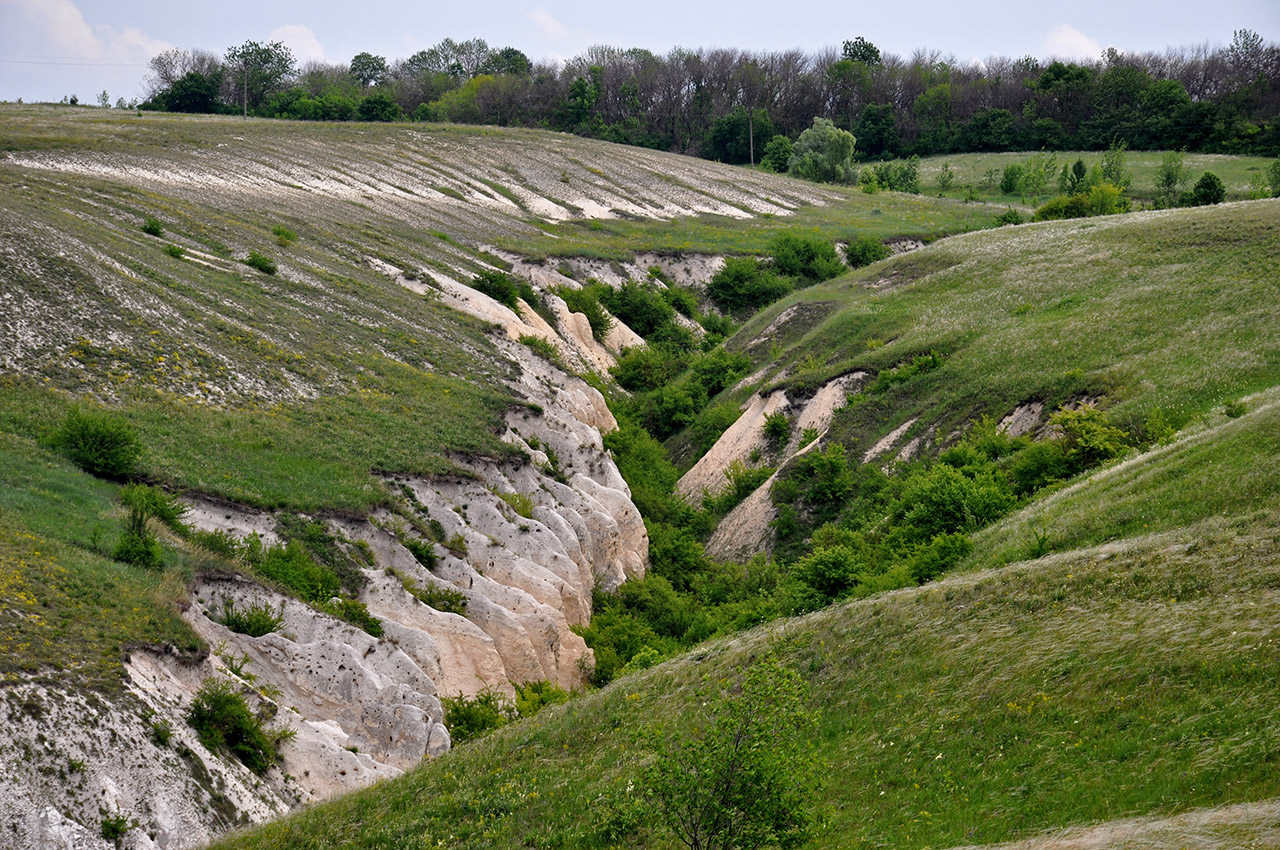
(0, 432, 200, 691)
(971, 387, 1280, 565)
(205, 509, 1280, 850)
(733, 201, 1280, 472)
(914, 150, 1277, 205)
(499, 187, 1007, 261)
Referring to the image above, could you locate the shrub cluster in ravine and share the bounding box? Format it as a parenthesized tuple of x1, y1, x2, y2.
(186, 678, 293, 774)
(441, 681, 569, 744)
(468, 270, 538, 312)
(844, 235, 891, 268)
(708, 232, 849, 315)
(583, 402, 1157, 684)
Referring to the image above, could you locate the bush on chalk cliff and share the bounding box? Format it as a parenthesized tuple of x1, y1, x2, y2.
(186, 678, 293, 774)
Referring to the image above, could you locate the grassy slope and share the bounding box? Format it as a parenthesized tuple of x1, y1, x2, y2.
(728, 201, 1279, 485)
(204, 508, 1280, 849)
(5, 108, 1279, 844)
(204, 200, 1280, 849)
(912, 150, 1277, 205)
(0, 108, 994, 694)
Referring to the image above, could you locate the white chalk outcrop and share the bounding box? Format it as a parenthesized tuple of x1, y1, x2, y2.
(684, 374, 865, 561)
(1, 326, 648, 850)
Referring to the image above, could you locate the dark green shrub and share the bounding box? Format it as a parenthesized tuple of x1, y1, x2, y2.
(995, 207, 1024, 226)
(441, 689, 516, 743)
(1009, 441, 1074, 495)
(357, 91, 402, 122)
(688, 347, 751, 397)
(469, 270, 532, 312)
(767, 233, 845, 284)
(1000, 163, 1024, 194)
(275, 514, 366, 595)
(148, 719, 173, 747)
(612, 345, 691, 392)
(785, 544, 872, 613)
(763, 411, 791, 448)
(599, 281, 675, 338)
(50, 407, 141, 479)
(690, 402, 742, 454)
(187, 677, 289, 774)
(409, 580, 468, 615)
(871, 156, 921, 193)
(254, 540, 341, 603)
(242, 251, 277, 275)
(707, 257, 792, 313)
(141, 215, 163, 237)
(844, 235, 891, 268)
(907, 533, 972, 583)
(320, 597, 383, 637)
(402, 536, 438, 570)
(1184, 171, 1226, 206)
(759, 134, 793, 172)
(893, 463, 1016, 541)
(113, 525, 163, 569)
(217, 599, 284, 637)
(163, 243, 185, 259)
(101, 813, 135, 843)
(705, 460, 773, 515)
(661, 286, 699, 318)
(558, 285, 614, 340)
(631, 382, 706, 440)
(113, 484, 177, 569)
(514, 681, 569, 717)
(1051, 405, 1130, 468)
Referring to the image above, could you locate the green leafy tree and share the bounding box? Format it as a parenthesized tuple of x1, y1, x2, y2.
(1154, 151, 1188, 206)
(225, 40, 297, 112)
(759, 135, 793, 172)
(841, 36, 881, 67)
(788, 117, 857, 184)
(642, 654, 819, 850)
(349, 52, 388, 87)
(162, 70, 224, 113)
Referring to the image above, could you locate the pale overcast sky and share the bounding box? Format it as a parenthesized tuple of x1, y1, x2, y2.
(1, 0, 1276, 103)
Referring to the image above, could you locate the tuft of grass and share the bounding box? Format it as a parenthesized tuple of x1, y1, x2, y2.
(271, 225, 296, 247)
(242, 251, 277, 275)
(216, 598, 284, 637)
(140, 215, 163, 237)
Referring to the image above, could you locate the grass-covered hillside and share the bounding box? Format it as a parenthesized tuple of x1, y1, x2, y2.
(201, 194, 1280, 848)
(0, 104, 999, 691)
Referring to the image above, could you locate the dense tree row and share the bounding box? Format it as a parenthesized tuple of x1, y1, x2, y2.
(143, 31, 1280, 159)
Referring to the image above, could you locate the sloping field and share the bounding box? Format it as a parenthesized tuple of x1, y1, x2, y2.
(729, 200, 1280, 475)
(204, 505, 1280, 849)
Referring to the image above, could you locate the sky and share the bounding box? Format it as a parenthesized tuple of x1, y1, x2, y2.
(1, 0, 1277, 104)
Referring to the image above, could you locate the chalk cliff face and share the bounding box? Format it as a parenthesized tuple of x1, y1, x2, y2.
(0, 331, 648, 850)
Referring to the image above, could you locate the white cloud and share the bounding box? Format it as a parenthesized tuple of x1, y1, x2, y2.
(1043, 24, 1103, 61)
(5, 0, 169, 59)
(269, 24, 326, 64)
(528, 8, 570, 42)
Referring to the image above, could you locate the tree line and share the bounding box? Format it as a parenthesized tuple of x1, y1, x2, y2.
(143, 30, 1280, 160)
